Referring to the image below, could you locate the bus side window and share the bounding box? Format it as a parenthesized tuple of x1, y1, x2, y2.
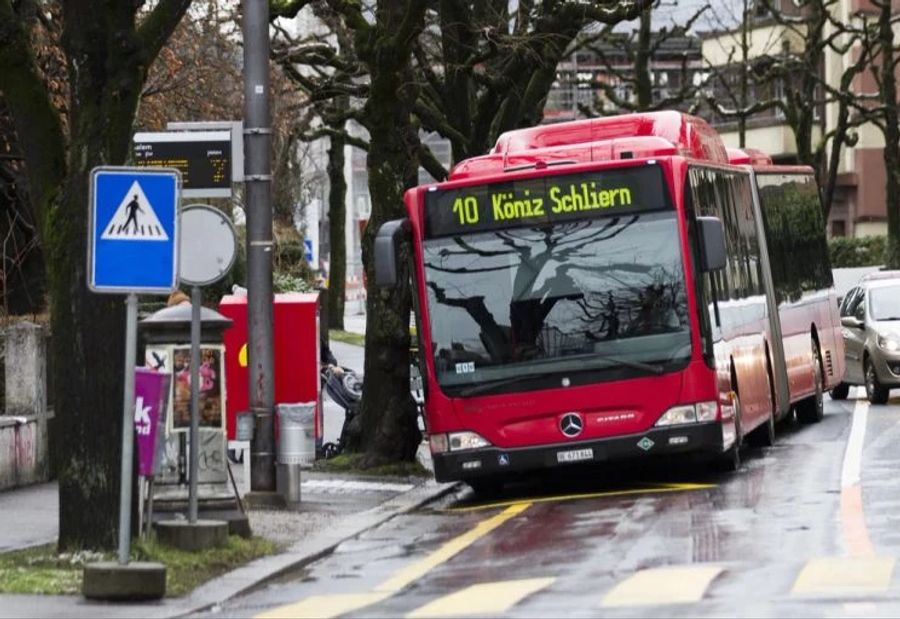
(686, 169, 718, 363)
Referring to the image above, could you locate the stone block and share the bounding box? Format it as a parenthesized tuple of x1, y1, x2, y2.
(82, 561, 166, 600)
(155, 519, 228, 551)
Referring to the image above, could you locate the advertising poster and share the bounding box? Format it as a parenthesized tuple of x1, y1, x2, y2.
(172, 346, 223, 430)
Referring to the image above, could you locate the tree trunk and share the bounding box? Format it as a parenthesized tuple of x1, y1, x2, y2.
(52, 7, 149, 549)
(326, 130, 346, 330)
(879, 4, 900, 268)
(343, 0, 426, 465)
(635, 4, 652, 111)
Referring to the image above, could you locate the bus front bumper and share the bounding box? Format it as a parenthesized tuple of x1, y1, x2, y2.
(431, 422, 723, 483)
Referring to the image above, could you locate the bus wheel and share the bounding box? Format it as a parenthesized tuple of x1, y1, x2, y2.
(865, 357, 890, 405)
(748, 409, 775, 448)
(468, 476, 504, 498)
(748, 363, 776, 448)
(718, 392, 742, 472)
(830, 383, 850, 400)
(796, 342, 824, 423)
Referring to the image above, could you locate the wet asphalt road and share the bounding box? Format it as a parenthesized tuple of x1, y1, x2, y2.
(200, 388, 900, 618)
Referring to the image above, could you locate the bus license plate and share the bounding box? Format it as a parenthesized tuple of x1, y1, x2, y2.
(557, 448, 593, 463)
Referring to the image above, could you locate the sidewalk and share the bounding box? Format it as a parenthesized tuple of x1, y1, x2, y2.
(0, 306, 456, 618)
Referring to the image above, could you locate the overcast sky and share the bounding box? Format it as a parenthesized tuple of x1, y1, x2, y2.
(613, 0, 745, 34)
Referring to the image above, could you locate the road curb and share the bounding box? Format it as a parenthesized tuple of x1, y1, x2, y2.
(172, 479, 459, 618)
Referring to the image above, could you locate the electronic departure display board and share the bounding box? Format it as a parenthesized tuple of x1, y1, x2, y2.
(423, 164, 670, 238)
(133, 130, 232, 198)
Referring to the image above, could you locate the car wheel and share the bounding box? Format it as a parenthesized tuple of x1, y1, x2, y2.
(796, 342, 824, 424)
(865, 357, 890, 404)
(830, 383, 850, 400)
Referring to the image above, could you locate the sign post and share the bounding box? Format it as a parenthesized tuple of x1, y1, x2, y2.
(179, 205, 237, 524)
(82, 166, 178, 601)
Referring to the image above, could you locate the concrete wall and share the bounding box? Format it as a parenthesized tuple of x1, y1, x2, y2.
(0, 322, 52, 491)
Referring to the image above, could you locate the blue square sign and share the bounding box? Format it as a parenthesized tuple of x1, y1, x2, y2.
(89, 166, 180, 294)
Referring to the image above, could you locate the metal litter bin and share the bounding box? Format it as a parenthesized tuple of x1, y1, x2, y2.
(276, 402, 316, 505)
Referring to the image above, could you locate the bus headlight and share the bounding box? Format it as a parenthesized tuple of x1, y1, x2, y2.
(448, 431, 492, 451)
(878, 334, 900, 352)
(429, 431, 492, 454)
(655, 401, 718, 426)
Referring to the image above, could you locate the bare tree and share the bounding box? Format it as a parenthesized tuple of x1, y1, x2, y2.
(704, 0, 872, 216)
(850, 1, 900, 266)
(0, 0, 192, 550)
(577, 0, 708, 116)
(413, 1, 655, 173)
(271, 1, 369, 329)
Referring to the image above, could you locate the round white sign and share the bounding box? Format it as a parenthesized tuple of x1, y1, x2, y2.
(179, 204, 237, 286)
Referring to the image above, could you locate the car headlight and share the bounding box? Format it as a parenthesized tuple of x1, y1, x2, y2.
(655, 401, 719, 427)
(429, 431, 492, 454)
(878, 334, 900, 352)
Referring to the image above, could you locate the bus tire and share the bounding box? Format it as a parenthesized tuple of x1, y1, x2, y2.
(796, 342, 824, 424)
(865, 357, 890, 405)
(747, 409, 775, 448)
(718, 391, 742, 472)
(748, 360, 776, 448)
(468, 476, 504, 498)
(830, 383, 850, 400)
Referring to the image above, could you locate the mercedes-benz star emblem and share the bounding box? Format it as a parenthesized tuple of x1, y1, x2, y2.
(560, 413, 584, 438)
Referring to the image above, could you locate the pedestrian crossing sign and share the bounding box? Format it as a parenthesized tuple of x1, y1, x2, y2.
(89, 166, 180, 294)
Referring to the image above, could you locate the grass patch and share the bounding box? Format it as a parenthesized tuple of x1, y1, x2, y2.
(0, 545, 107, 595)
(0, 535, 278, 597)
(134, 535, 278, 597)
(316, 453, 431, 478)
(329, 329, 365, 347)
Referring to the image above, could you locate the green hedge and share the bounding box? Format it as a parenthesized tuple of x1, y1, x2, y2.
(828, 235, 887, 268)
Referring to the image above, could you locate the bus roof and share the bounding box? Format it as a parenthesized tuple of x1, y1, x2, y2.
(448, 111, 729, 181)
(727, 147, 773, 166)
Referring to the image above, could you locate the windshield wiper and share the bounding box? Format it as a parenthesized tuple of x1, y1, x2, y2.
(454, 355, 664, 397)
(591, 353, 665, 376)
(456, 374, 540, 397)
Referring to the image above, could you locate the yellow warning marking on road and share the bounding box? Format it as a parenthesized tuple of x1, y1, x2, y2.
(601, 564, 723, 607)
(449, 483, 715, 513)
(253, 502, 531, 619)
(791, 557, 895, 595)
(406, 577, 556, 618)
(255, 592, 390, 619)
(376, 502, 530, 593)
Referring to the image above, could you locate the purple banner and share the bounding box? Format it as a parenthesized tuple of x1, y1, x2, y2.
(135, 368, 171, 477)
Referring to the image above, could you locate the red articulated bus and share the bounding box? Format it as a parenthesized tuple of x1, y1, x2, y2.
(375, 111, 843, 491)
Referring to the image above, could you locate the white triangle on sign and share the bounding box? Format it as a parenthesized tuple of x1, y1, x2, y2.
(101, 180, 170, 241)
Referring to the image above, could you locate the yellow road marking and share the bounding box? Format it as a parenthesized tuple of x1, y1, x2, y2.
(791, 557, 895, 595)
(448, 483, 715, 513)
(254, 592, 391, 619)
(254, 502, 531, 619)
(601, 564, 723, 607)
(842, 485, 875, 557)
(406, 577, 555, 618)
(376, 502, 530, 593)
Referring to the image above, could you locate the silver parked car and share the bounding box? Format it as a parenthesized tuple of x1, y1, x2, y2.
(832, 271, 900, 404)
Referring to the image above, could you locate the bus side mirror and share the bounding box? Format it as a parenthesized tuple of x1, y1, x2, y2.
(374, 218, 411, 287)
(698, 216, 726, 272)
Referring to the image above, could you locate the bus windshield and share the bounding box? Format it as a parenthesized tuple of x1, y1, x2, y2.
(423, 208, 692, 397)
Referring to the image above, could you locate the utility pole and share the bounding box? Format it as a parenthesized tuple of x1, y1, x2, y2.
(242, 0, 276, 492)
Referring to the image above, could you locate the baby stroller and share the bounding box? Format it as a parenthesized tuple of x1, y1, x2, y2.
(319, 365, 363, 459)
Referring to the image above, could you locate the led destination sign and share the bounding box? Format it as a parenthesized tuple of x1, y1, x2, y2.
(424, 165, 669, 238)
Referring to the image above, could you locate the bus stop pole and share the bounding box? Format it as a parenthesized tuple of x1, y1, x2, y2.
(189, 285, 202, 523)
(117, 293, 138, 565)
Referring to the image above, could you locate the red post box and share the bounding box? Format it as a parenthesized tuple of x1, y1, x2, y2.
(219, 293, 322, 446)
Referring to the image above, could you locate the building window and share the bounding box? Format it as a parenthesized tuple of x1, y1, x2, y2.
(831, 220, 846, 238)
